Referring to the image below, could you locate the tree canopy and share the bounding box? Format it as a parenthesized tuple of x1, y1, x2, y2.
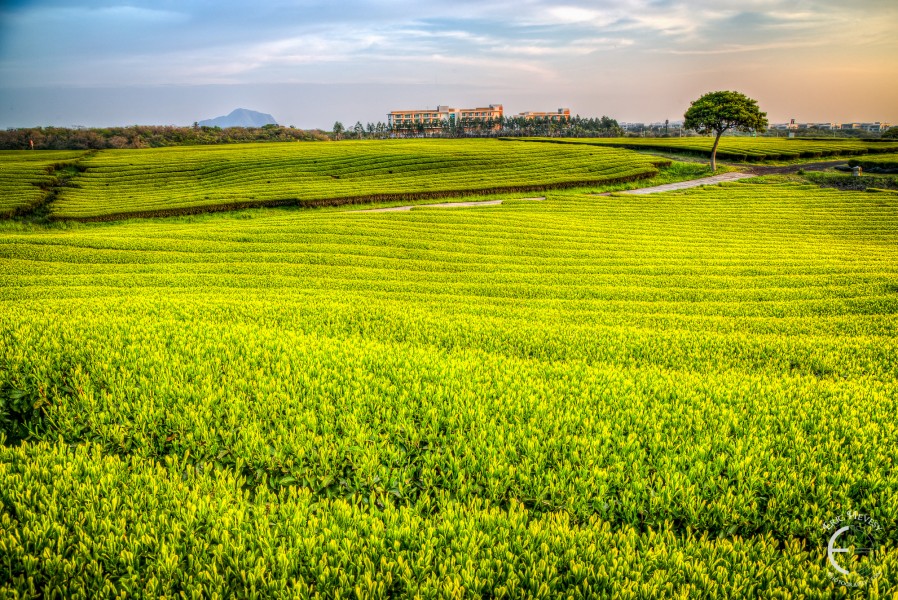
(0, 124, 329, 150)
(684, 91, 768, 171)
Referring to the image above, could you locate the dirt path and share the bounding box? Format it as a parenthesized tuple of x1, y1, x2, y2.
(353, 197, 545, 213)
(606, 159, 851, 196)
(610, 172, 755, 196)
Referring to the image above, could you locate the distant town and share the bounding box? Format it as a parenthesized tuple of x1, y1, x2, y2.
(385, 103, 891, 135)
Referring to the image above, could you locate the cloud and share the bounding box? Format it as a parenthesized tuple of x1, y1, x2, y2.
(544, 6, 614, 26)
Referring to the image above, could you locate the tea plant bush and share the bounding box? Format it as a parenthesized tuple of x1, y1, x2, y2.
(511, 137, 898, 162)
(0, 150, 87, 216)
(1, 178, 896, 596)
(47, 140, 664, 220)
(5, 441, 889, 598)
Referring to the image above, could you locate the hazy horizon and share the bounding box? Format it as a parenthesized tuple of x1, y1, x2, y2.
(1, 0, 896, 129)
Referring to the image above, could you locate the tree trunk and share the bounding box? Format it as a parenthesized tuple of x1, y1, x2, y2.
(710, 130, 724, 172)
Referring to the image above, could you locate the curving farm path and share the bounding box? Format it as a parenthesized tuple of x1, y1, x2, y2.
(610, 172, 754, 195)
(605, 158, 850, 196)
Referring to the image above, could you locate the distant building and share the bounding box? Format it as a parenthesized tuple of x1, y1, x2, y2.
(516, 108, 571, 121)
(769, 122, 805, 131)
(387, 104, 504, 131)
(838, 122, 890, 132)
(806, 123, 839, 130)
(769, 121, 890, 133)
(856, 122, 890, 132)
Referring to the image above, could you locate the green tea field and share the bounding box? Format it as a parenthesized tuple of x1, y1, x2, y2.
(1, 167, 897, 596)
(512, 137, 898, 162)
(0, 150, 88, 217)
(45, 140, 665, 220)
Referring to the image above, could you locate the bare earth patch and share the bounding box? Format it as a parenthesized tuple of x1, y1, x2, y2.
(353, 197, 545, 212)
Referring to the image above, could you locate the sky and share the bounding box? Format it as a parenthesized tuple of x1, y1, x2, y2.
(0, 0, 896, 129)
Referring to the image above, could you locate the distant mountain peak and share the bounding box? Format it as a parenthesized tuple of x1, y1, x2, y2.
(198, 108, 277, 128)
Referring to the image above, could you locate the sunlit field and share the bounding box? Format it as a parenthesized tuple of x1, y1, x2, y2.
(2, 174, 896, 596)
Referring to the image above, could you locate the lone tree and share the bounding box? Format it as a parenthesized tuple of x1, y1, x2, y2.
(683, 91, 768, 171)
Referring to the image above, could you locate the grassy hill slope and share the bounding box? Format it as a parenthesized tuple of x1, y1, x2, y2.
(41, 140, 666, 220)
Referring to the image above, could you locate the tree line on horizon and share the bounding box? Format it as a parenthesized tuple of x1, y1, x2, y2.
(0, 124, 331, 150)
(3, 114, 895, 150)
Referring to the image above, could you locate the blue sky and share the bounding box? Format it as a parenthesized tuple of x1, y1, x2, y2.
(1, 0, 896, 128)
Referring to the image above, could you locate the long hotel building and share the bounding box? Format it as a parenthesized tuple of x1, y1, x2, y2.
(517, 108, 571, 121)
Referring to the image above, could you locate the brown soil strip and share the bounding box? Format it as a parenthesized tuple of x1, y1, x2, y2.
(596, 172, 755, 196)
